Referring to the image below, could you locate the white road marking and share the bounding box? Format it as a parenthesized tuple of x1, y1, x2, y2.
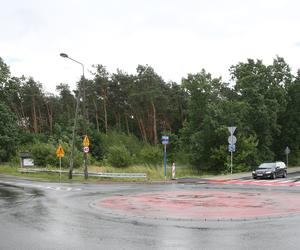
(0, 181, 81, 192)
(219, 178, 300, 186)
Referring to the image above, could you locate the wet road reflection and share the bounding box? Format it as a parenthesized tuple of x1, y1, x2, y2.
(0, 183, 44, 210)
(1, 179, 300, 250)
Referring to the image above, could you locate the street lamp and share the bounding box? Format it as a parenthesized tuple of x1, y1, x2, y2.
(60, 53, 88, 179)
(60, 53, 85, 77)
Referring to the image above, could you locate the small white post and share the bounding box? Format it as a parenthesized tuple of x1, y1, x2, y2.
(171, 162, 176, 179)
(230, 151, 233, 174)
(59, 157, 62, 182)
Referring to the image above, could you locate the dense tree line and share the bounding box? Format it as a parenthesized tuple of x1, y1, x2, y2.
(0, 56, 300, 173)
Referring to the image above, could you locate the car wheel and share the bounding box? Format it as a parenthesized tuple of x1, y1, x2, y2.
(283, 171, 287, 178)
(272, 173, 276, 179)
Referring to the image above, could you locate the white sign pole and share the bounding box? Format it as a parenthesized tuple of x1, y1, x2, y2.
(227, 126, 236, 174)
(164, 144, 167, 180)
(59, 157, 62, 182)
(230, 151, 233, 174)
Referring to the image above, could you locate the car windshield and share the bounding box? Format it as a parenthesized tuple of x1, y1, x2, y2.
(258, 163, 275, 169)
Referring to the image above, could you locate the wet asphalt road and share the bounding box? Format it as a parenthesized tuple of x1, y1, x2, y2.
(1, 175, 300, 250)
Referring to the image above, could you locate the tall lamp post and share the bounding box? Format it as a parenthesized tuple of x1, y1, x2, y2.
(60, 53, 88, 179)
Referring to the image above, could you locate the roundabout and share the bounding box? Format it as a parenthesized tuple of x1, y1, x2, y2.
(2, 176, 300, 250)
(96, 189, 300, 221)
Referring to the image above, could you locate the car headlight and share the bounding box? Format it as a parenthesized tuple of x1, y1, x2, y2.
(265, 171, 271, 174)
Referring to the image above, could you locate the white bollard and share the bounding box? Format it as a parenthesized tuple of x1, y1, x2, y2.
(171, 162, 176, 180)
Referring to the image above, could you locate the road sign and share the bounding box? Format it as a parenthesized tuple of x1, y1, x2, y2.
(161, 136, 169, 179)
(228, 126, 236, 135)
(227, 129, 237, 175)
(56, 145, 65, 158)
(228, 144, 236, 152)
(228, 135, 237, 145)
(284, 146, 290, 155)
(83, 147, 89, 153)
(83, 135, 90, 147)
(161, 135, 169, 145)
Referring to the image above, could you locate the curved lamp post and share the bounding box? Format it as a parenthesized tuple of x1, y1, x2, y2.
(60, 53, 88, 179)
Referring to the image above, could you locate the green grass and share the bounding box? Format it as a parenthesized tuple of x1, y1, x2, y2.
(97, 164, 203, 181)
(0, 163, 203, 182)
(0, 165, 82, 182)
(0, 165, 17, 175)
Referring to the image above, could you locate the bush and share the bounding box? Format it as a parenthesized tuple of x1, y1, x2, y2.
(210, 134, 259, 173)
(139, 145, 163, 166)
(0, 101, 20, 162)
(107, 145, 131, 167)
(288, 149, 300, 166)
(29, 143, 57, 167)
(99, 131, 142, 155)
(19, 142, 84, 168)
(58, 142, 84, 169)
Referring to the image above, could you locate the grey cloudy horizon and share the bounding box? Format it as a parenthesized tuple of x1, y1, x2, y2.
(1, 0, 300, 94)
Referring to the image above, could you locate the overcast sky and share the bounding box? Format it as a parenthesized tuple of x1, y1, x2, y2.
(1, 0, 300, 94)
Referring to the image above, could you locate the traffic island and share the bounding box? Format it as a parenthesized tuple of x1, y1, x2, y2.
(93, 190, 300, 221)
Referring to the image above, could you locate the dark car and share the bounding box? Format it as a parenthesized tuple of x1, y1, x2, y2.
(252, 162, 287, 179)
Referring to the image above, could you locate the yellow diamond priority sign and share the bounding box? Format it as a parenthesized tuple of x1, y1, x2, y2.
(56, 144, 65, 158)
(83, 135, 90, 147)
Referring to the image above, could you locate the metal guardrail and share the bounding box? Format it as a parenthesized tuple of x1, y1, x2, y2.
(18, 169, 147, 179)
(18, 169, 68, 174)
(74, 172, 147, 178)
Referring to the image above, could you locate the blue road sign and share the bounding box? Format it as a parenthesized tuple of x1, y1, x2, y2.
(228, 144, 236, 152)
(162, 135, 169, 145)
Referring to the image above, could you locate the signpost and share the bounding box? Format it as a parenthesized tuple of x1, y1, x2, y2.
(228, 126, 236, 135)
(83, 135, 90, 180)
(284, 146, 290, 167)
(56, 144, 65, 182)
(228, 144, 236, 153)
(83, 147, 89, 153)
(228, 135, 237, 145)
(83, 135, 90, 147)
(227, 127, 237, 174)
(161, 136, 169, 180)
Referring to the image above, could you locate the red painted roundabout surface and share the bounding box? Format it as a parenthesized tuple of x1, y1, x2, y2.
(96, 190, 300, 220)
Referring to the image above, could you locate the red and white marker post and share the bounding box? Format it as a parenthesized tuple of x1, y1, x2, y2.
(171, 162, 176, 180)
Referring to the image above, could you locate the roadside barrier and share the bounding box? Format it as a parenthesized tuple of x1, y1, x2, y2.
(77, 172, 147, 179)
(18, 169, 147, 179)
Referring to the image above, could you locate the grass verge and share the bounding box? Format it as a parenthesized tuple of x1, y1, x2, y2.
(0, 164, 203, 182)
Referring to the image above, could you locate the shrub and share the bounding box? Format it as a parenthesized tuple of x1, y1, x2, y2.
(89, 131, 105, 161)
(139, 145, 163, 166)
(0, 101, 20, 162)
(58, 142, 84, 169)
(108, 131, 141, 153)
(107, 145, 131, 167)
(29, 143, 57, 167)
(19, 142, 84, 168)
(210, 134, 259, 173)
